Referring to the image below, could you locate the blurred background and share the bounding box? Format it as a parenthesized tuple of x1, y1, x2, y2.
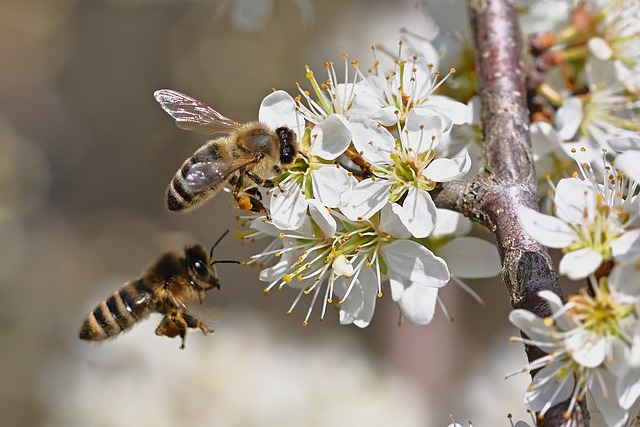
(0, 0, 540, 425)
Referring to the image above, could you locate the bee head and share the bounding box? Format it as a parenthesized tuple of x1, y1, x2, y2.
(276, 127, 298, 165)
(185, 245, 219, 293)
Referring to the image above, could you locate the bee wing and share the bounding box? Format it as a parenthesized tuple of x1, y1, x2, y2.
(154, 89, 243, 135)
(184, 157, 258, 192)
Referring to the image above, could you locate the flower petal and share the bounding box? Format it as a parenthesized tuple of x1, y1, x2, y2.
(311, 164, 353, 208)
(440, 236, 501, 278)
(259, 90, 304, 137)
(398, 284, 438, 325)
(309, 114, 352, 160)
(616, 151, 640, 182)
(524, 360, 575, 412)
(555, 96, 583, 141)
(381, 239, 450, 286)
(349, 115, 394, 164)
(392, 187, 437, 238)
(565, 328, 606, 368)
(340, 178, 391, 221)
(335, 266, 377, 328)
(424, 153, 471, 182)
(554, 178, 595, 224)
(518, 206, 575, 248)
(307, 199, 337, 238)
(269, 181, 307, 230)
(559, 248, 602, 280)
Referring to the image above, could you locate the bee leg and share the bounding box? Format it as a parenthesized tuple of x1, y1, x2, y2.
(262, 179, 284, 192)
(245, 172, 284, 193)
(155, 313, 188, 349)
(244, 186, 262, 200)
(245, 171, 265, 186)
(182, 312, 214, 336)
(246, 171, 285, 196)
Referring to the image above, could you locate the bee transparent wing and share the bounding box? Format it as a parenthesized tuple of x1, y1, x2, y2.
(184, 157, 257, 192)
(154, 89, 243, 135)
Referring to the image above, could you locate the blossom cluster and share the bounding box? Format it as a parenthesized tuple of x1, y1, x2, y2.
(511, 148, 640, 425)
(523, 0, 640, 182)
(239, 44, 500, 327)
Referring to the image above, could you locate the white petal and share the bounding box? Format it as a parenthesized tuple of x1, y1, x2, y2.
(424, 153, 471, 182)
(349, 115, 395, 164)
(309, 114, 352, 160)
(611, 229, 640, 263)
(440, 236, 501, 278)
(518, 206, 575, 248)
(335, 266, 377, 328)
(559, 248, 602, 280)
(509, 309, 557, 343)
(432, 209, 473, 237)
(339, 179, 391, 221)
(310, 164, 353, 208)
(415, 95, 473, 126)
(388, 276, 407, 302)
(398, 284, 438, 325)
(393, 187, 437, 238)
(259, 90, 304, 137)
(565, 329, 606, 368)
(307, 198, 336, 238)
(588, 37, 613, 60)
(381, 239, 450, 286)
(249, 217, 281, 237)
(589, 368, 629, 427)
(378, 202, 411, 239)
(609, 263, 640, 297)
(404, 109, 444, 135)
(554, 178, 594, 224)
(608, 138, 640, 153)
(530, 121, 562, 157)
(269, 182, 307, 230)
(555, 96, 583, 141)
(618, 352, 640, 409)
(524, 360, 575, 412)
(616, 151, 640, 182)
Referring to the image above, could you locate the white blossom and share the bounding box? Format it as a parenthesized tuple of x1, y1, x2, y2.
(245, 202, 450, 327)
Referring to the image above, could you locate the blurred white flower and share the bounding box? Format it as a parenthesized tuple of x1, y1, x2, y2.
(39, 313, 430, 427)
(215, 0, 314, 31)
(554, 82, 640, 154)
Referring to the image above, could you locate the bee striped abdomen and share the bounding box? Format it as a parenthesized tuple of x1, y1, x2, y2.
(79, 279, 154, 341)
(166, 141, 225, 211)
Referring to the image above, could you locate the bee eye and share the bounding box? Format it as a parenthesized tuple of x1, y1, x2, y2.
(192, 260, 209, 278)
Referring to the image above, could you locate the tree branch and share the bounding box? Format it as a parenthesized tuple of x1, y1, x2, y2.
(435, 1, 588, 425)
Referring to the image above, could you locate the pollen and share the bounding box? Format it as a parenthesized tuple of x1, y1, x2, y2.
(377, 292, 383, 297)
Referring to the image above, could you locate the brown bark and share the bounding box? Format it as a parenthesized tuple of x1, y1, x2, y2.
(432, 1, 589, 425)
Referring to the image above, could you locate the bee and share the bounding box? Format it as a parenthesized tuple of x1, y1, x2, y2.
(154, 89, 298, 213)
(79, 231, 238, 349)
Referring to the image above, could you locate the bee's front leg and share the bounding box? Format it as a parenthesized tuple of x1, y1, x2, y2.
(182, 312, 214, 336)
(246, 172, 284, 193)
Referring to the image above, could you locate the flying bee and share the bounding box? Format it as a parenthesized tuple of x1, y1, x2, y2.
(154, 89, 299, 213)
(79, 231, 238, 349)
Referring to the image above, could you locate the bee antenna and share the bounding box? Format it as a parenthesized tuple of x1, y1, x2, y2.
(209, 229, 231, 259)
(212, 260, 242, 265)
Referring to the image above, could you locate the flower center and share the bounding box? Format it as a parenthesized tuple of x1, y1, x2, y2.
(567, 282, 635, 338)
